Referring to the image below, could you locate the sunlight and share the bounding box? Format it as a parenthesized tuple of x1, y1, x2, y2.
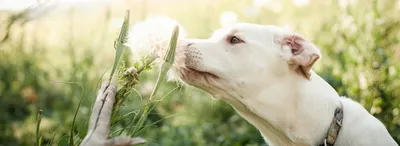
(0, 0, 37, 10)
(292, 0, 310, 7)
(0, 0, 111, 10)
(219, 11, 238, 27)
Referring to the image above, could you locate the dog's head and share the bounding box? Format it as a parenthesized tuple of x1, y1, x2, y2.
(169, 23, 321, 98)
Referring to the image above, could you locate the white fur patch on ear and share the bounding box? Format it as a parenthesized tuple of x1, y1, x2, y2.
(278, 35, 321, 80)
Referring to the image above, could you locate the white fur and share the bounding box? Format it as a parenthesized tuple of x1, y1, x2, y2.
(169, 23, 398, 146)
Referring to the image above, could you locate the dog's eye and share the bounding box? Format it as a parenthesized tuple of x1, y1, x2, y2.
(229, 36, 244, 44)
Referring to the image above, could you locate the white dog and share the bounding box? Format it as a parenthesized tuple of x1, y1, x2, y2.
(169, 23, 398, 146)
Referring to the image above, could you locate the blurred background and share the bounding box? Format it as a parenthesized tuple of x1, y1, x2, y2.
(1, 0, 400, 145)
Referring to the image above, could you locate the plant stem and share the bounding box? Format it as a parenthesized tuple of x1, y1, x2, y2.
(36, 109, 43, 146)
(131, 26, 179, 136)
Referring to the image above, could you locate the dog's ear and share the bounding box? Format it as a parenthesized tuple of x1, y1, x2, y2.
(279, 35, 321, 80)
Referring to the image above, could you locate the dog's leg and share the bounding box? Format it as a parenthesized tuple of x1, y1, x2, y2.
(80, 81, 146, 146)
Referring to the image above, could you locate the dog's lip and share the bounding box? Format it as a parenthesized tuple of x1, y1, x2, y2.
(186, 67, 220, 79)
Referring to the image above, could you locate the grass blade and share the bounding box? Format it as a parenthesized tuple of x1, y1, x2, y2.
(69, 94, 83, 146)
(109, 10, 130, 82)
(47, 124, 63, 146)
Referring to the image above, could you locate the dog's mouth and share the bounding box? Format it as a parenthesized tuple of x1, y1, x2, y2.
(185, 67, 220, 79)
(170, 46, 220, 83)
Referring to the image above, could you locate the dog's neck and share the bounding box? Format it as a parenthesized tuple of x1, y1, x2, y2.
(218, 71, 341, 146)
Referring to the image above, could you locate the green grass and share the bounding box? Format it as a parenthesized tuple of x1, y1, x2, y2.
(68, 8, 181, 145)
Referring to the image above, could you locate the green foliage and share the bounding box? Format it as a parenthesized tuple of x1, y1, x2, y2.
(315, 0, 400, 142)
(1, 0, 400, 146)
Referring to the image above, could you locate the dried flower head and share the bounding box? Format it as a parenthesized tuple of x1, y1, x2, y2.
(126, 15, 187, 62)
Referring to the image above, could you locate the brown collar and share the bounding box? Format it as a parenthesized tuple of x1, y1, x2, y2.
(319, 102, 344, 146)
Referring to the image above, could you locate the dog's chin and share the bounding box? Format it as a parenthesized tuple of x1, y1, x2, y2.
(185, 67, 220, 80)
(168, 66, 220, 89)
